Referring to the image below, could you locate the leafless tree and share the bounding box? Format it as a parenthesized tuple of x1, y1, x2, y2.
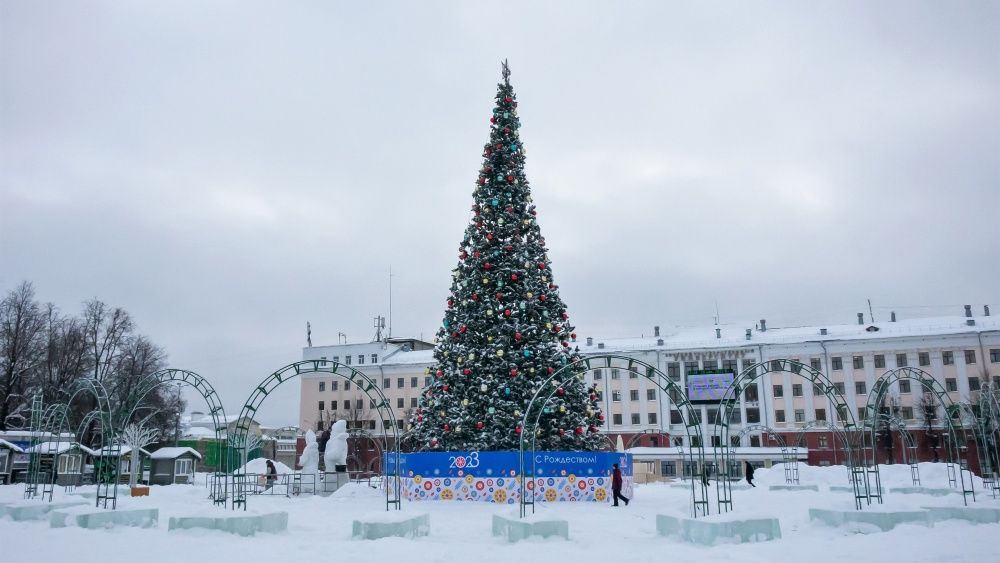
(117, 422, 159, 487)
(82, 298, 134, 383)
(0, 282, 45, 430)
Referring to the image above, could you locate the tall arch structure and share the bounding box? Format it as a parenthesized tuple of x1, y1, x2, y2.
(519, 355, 710, 518)
(231, 359, 402, 511)
(713, 359, 869, 512)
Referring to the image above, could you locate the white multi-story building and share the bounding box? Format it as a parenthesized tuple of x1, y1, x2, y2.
(298, 306, 1000, 472)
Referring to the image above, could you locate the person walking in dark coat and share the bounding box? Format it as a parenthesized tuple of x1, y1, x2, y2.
(265, 459, 278, 490)
(745, 461, 756, 487)
(611, 463, 629, 506)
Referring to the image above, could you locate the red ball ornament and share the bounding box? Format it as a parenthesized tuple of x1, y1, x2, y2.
(571, 333, 577, 341)
(472, 292, 479, 301)
(548, 283, 555, 289)
(575, 427, 584, 435)
(486, 233, 494, 241)
(462, 368, 471, 375)
(451, 331, 459, 338)
(495, 292, 503, 300)
(490, 116, 496, 124)
(546, 367, 555, 374)
(459, 325, 467, 333)
(510, 369, 518, 377)
(557, 387, 565, 396)
(477, 177, 485, 185)
(514, 332, 522, 341)
(447, 299, 454, 307)
(504, 244, 513, 251)
(443, 385, 449, 392)
(435, 370, 443, 377)
(495, 142, 502, 150)
(511, 274, 518, 281)
(589, 394, 596, 401)
(506, 175, 514, 182)
(515, 426, 523, 434)
(484, 262, 493, 270)
(505, 96, 513, 103)
(504, 309, 511, 317)
(431, 438, 438, 446)
(417, 415, 423, 422)
(559, 429, 565, 437)
(598, 414, 605, 422)
(537, 262, 545, 269)
(589, 425, 598, 433)
(474, 251, 481, 258)
(561, 341, 569, 348)
(444, 424, 450, 432)
(503, 127, 511, 134)
(539, 294, 546, 302)
(477, 421, 484, 430)
(553, 325, 561, 332)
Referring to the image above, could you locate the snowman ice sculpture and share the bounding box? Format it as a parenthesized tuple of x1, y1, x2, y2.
(323, 420, 349, 472)
(299, 430, 320, 486)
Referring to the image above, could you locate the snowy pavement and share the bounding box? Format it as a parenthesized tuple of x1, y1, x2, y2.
(1, 463, 998, 563)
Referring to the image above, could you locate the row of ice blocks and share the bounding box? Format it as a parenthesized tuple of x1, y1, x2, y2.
(51, 508, 158, 529)
(168, 512, 289, 536)
(657, 514, 781, 545)
(809, 506, 1000, 533)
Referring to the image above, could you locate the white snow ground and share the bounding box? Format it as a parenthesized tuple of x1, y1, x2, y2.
(1, 463, 997, 563)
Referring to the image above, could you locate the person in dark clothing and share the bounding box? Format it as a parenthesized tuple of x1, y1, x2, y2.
(265, 459, 278, 490)
(702, 464, 712, 487)
(744, 461, 756, 487)
(611, 463, 629, 506)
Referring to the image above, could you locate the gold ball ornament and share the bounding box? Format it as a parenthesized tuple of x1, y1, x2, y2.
(496, 349, 504, 357)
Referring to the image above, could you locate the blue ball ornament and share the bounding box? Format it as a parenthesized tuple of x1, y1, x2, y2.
(523, 350, 532, 358)
(491, 198, 498, 207)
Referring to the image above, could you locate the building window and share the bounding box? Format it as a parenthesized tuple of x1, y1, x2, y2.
(671, 410, 683, 425)
(319, 382, 325, 392)
(647, 389, 656, 400)
(424, 377, 431, 387)
(946, 378, 957, 392)
(356, 399, 363, 409)
(749, 436, 760, 448)
(815, 408, 826, 421)
(383, 378, 390, 388)
(357, 355, 365, 365)
(631, 413, 640, 425)
(794, 409, 805, 422)
(818, 435, 829, 449)
(810, 358, 822, 371)
(832, 357, 843, 370)
(874, 355, 886, 368)
(746, 408, 760, 423)
(896, 353, 908, 367)
(991, 349, 1000, 363)
(965, 350, 977, 364)
(630, 390, 639, 401)
(397, 377, 404, 388)
(611, 369, 620, 380)
(723, 359, 737, 373)
(661, 462, 676, 477)
(411, 377, 418, 387)
(370, 399, 376, 409)
(332, 355, 339, 363)
(899, 380, 911, 393)
(410, 398, 417, 408)
(612, 414, 622, 426)
(744, 385, 759, 402)
(58, 454, 82, 474)
(175, 458, 194, 478)
(855, 381, 866, 395)
(318, 401, 325, 411)
(773, 385, 784, 398)
(901, 407, 914, 420)
(344, 381, 351, 391)
(331, 381, 338, 391)
(331, 400, 338, 411)
(943, 351, 954, 365)
(667, 363, 680, 380)
(397, 398, 404, 408)
(397, 419, 404, 430)
(629, 369, 639, 379)
(345, 355, 352, 365)
(853, 356, 864, 370)
(969, 378, 981, 391)
(612, 391, 621, 402)
(729, 410, 742, 423)
(648, 412, 657, 424)
(918, 352, 930, 367)
(792, 384, 803, 397)
(684, 361, 699, 375)
(857, 407, 866, 421)
(833, 382, 845, 394)
(596, 390, 604, 401)
(371, 354, 378, 364)
(593, 369, 603, 380)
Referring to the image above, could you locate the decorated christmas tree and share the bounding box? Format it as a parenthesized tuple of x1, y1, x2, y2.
(410, 62, 604, 451)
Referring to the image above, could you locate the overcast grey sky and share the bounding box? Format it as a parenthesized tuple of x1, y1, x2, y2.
(2, 1, 997, 425)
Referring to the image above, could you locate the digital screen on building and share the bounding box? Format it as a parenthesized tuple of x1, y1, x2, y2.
(686, 369, 735, 404)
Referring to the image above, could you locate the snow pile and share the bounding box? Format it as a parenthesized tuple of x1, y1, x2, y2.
(330, 482, 384, 499)
(236, 458, 293, 475)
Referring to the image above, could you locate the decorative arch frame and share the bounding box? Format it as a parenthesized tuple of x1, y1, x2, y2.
(519, 355, 710, 518)
(790, 420, 853, 485)
(230, 360, 401, 511)
(117, 369, 229, 504)
(865, 367, 974, 505)
(713, 359, 868, 512)
(625, 428, 672, 450)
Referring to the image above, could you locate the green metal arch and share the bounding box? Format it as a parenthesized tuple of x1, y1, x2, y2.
(713, 359, 866, 512)
(117, 368, 229, 504)
(866, 366, 973, 504)
(519, 354, 710, 518)
(624, 428, 671, 450)
(231, 359, 401, 511)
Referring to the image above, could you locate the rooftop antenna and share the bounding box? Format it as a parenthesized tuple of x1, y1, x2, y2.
(868, 299, 875, 323)
(714, 299, 721, 325)
(337, 332, 347, 345)
(373, 315, 386, 342)
(388, 265, 393, 340)
(306, 322, 312, 348)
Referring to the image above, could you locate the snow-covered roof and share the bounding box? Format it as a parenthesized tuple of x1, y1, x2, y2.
(150, 447, 202, 460)
(381, 349, 434, 366)
(92, 445, 152, 457)
(24, 442, 97, 456)
(181, 426, 217, 439)
(0, 439, 23, 452)
(581, 315, 1000, 354)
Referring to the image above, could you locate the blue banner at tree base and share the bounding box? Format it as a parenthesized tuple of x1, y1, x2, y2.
(384, 451, 632, 503)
